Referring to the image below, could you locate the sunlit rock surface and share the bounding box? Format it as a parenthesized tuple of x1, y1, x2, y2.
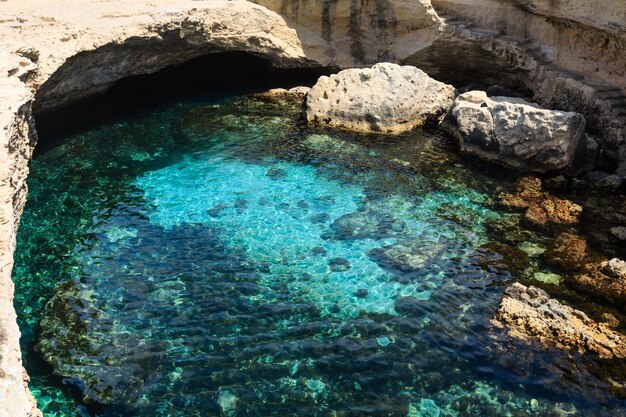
(444, 91, 587, 173)
(306, 63, 455, 133)
(494, 283, 626, 359)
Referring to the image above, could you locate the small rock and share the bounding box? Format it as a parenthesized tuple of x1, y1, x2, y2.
(288, 86, 311, 95)
(544, 175, 569, 190)
(571, 178, 588, 191)
(542, 232, 587, 272)
(311, 246, 327, 256)
(328, 257, 351, 272)
(602, 258, 626, 281)
(602, 313, 621, 329)
(266, 167, 287, 179)
(532, 271, 562, 285)
(610, 226, 626, 241)
(585, 171, 623, 193)
(354, 289, 369, 298)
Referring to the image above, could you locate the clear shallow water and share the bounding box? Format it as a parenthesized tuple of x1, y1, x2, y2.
(13, 93, 626, 416)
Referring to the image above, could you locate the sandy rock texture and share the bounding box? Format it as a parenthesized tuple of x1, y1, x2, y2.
(306, 63, 455, 133)
(445, 91, 586, 172)
(251, 0, 442, 67)
(494, 283, 626, 359)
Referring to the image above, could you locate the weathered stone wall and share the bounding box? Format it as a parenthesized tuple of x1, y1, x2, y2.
(406, 0, 626, 172)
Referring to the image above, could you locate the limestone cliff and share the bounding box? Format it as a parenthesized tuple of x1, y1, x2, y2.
(409, 0, 626, 172)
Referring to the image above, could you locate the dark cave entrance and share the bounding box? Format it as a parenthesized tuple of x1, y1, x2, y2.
(32, 51, 331, 153)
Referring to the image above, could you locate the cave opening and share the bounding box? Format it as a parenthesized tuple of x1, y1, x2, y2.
(32, 51, 332, 154)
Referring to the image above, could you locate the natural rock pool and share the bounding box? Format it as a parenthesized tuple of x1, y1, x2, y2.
(13, 91, 626, 416)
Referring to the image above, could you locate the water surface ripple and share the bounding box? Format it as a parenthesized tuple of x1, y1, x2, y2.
(13, 94, 625, 416)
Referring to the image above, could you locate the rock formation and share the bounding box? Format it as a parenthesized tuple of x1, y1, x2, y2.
(0, 0, 625, 415)
(306, 63, 455, 133)
(406, 0, 626, 174)
(444, 91, 587, 172)
(499, 177, 583, 233)
(250, 0, 443, 67)
(493, 283, 626, 359)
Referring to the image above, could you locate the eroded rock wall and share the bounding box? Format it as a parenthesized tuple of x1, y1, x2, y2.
(431, 0, 626, 91)
(407, 0, 626, 173)
(250, 0, 442, 66)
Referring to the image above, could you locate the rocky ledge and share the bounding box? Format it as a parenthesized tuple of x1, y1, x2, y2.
(493, 282, 626, 359)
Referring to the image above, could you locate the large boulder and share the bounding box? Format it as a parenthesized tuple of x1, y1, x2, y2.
(493, 282, 626, 358)
(306, 63, 456, 134)
(444, 91, 587, 172)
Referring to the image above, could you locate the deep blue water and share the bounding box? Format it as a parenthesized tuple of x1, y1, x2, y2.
(12, 93, 626, 416)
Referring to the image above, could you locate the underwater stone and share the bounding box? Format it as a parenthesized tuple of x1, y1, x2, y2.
(266, 167, 287, 179)
(354, 289, 369, 298)
(326, 210, 405, 241)
(472, 242, 529, 276)
(499, 177, 582, 233)
(311, 246, 328, 256)
(310, 213, 330, 224)
(393, 296, 425, 316)
(611, 226, 626, 241)
(328, 257, 351, 272)
(542, 232, 588, 272)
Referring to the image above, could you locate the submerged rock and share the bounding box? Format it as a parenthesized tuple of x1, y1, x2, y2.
(493, 282, 626, 358)
(611, 226, 626, 241)
(306, 63, 455, 134)
(542, 232, 588, 272)
(369, 240, 439, 275)
(471, 241, 529, 276)
(569, 258, 626, 306)
(444, 91, 586, 173)
(328, 257, 351, 272)
(499, 177, 582, 233)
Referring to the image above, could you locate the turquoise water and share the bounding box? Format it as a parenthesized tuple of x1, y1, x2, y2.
(13, 93, 626, 416)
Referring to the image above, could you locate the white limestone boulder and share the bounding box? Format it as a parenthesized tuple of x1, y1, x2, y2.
(306, 63, 456, 134)
(444, 91, 587, 172)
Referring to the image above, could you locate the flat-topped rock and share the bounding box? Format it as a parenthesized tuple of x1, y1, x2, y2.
(444, 91, 587, 173)
(493, 282, 626, 358)
(306, 63, 456, 134)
